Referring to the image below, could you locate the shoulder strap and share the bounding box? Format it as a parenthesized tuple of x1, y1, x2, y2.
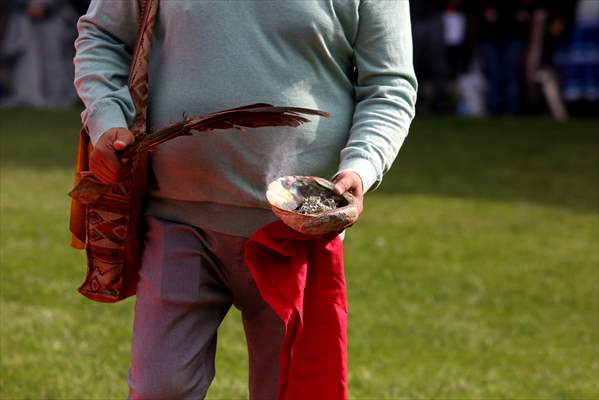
(128, 0, 159, 138)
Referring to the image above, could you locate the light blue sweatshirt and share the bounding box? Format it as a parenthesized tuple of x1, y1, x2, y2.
(74, 0, 417, 237)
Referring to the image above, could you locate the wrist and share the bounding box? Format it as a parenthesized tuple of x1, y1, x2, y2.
(83, 101, 129, 146)
(335, 158, 379, 192)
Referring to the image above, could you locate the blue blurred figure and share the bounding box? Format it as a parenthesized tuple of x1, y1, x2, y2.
(475, 0, 535, 115)
(555, 0, 599, 115)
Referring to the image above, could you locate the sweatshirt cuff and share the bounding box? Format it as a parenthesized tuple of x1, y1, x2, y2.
(83, 101, 129, 146)
(335, 158, 379, 193)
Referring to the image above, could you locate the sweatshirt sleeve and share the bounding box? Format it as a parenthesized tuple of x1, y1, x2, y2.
(337, 0, 418, 192)
(73, 0, 140, 145)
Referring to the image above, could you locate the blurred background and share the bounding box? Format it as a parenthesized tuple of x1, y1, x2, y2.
(0, 0, 598, 399)
(1, 0, 598, 117)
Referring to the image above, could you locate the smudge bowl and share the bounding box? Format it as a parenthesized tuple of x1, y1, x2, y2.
(266, 175, 360, 235)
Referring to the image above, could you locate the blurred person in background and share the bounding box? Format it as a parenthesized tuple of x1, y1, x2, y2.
(444, 0, 470, 83)
(0, 0, 83, 108)
(442, 0, 480, 116)
(526, 0, 578, 120)
(411, 0, 452, 114)
(0, 0, 10, 99)
(474, 0, 535, 115)
(554, 0, 599, 116)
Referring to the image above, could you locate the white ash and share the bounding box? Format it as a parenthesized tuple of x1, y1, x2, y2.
(296, 195, 338, 214)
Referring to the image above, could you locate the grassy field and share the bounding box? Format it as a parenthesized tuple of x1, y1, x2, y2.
(1, 109, 598, 399)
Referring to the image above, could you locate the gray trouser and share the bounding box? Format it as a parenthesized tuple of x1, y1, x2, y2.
(128, 216, 284, 399)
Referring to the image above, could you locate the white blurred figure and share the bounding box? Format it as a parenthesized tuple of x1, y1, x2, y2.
(457, 61, 487, 117)
(443, 4, 468, 76)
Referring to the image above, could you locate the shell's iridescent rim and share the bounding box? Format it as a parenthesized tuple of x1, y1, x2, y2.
(266, 175, 359, 235)
(266, 176, 352, 212)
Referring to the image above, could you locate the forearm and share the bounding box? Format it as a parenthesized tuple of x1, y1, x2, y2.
(339, 0, 417, 192)
(73, 0, 139, 145)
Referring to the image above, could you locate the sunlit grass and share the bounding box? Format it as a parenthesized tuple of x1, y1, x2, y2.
(1, 109, 597, 399)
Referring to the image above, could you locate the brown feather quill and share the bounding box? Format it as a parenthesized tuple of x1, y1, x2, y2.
(69, 104, 329, 204)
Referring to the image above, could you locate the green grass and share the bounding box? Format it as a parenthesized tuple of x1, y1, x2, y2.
(1, 109, 598, 399)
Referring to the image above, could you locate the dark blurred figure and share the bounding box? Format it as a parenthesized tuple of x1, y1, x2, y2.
(474, 0, 535, 115)
(554, 0, 599, 117)
(526, 0, 577, 120)
(0, 1, 9, 49)
(69, 0, 91, 16)
(0, 0, 86, 108)
(411, 0, 452, 114)
(0, 0, 11, 99)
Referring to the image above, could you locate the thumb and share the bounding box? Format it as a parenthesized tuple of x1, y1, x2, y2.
(333, 177, 351, 195)
(112, 129, 135, 151)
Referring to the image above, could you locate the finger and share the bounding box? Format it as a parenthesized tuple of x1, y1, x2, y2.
(90, 160, 114, 184)
(333, 177, 352, 195)
(90, 153, 119, 183)
(100, 139, 124, 169)
(97, 151, 121, 175)
(98, 164, 120, 184)
(113, 141, 126, 151)
(91, 164, 113, 184)
(95, 171, 113, 185)
(351, 181, 364, 198)
(89, 156, 105, 178)
(113, 130, 135, 151)
(113, 139, 129, 151)
(97, 137, 122, 170)
(349, 187, 363, 200)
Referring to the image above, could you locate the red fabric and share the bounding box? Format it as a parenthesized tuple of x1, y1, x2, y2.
(244, 221, 348, 400)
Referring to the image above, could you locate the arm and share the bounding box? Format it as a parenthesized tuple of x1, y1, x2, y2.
(334, 0, 417, 197)
(73, 0, 140, 146)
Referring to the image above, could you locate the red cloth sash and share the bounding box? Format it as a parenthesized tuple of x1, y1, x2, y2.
(244, 221, 348, 400)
